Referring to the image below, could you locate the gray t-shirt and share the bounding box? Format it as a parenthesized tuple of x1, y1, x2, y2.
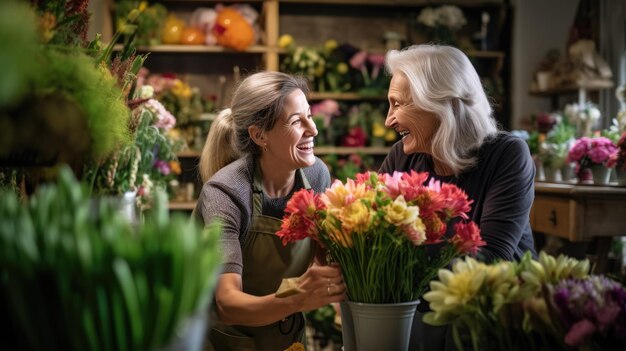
(379, 132, 537, 262)
(195, 154, 331, 274)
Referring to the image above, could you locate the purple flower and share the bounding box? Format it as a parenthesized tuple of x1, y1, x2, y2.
(154, 160, 171, 175)
(551, 276, 626, 347)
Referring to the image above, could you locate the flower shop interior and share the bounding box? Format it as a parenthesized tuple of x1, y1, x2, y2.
(2, 0, 626, 350)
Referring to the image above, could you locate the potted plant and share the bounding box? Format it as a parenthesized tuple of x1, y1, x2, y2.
(0, 167, 222, 351)
(606, 131, 626, 185)
(276, 171, 485, 350)
(423, 252, 626, 351)
(567, 136, 617, 185)
(537, 120, 576, 182)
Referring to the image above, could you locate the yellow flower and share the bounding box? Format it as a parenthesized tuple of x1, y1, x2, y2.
(278, 34, 294, 49)
(322, 217, 353, 247)
(372, 122, 386, 138)
(339, 201, 372, 234)
(323, 179, 368, 209)
(384, 129, 397, 142)
(324, 39, 338, 52)
(383, 195, 418, 226)
(336, 62, 349, 75)
(171, 79, 192, 99)
(423, 257, 487, 326)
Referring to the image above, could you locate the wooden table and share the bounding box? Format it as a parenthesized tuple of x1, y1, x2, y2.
(531, 182, 626, 272)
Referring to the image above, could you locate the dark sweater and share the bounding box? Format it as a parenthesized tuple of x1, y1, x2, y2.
(379, 132, 537, 262)
(195, 155, 331, 274)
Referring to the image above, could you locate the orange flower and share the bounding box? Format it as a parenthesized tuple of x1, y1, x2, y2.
(169, 161, 181, 175)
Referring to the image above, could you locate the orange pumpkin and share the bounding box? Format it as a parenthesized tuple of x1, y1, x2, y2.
(213, 8, 255, 51)
(180, 27, 205, 45)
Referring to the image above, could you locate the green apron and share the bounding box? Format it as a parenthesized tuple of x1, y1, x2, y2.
(207, 163, 315, 351)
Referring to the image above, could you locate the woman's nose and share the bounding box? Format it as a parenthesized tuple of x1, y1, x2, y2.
(306, 118, 318, 137)
(385, 110, 396, 128)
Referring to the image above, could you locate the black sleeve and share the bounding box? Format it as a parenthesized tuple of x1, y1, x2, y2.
(379, 142, 401, 173)
(477, 138, 536, 262)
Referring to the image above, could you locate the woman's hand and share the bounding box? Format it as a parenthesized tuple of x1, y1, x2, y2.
(289, 262, 347, 312)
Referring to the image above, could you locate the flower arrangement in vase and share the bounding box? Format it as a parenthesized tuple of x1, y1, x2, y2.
(566, 136, 617, 184)
(537, 118, 576, 182)
(606, 131, 626, 185)
(424, 252, 626, 350)
(563, 102, 601, 137)
(416, 5, 467, 46)
(277, 171, 484, 350)
(278, 171, 484, 303)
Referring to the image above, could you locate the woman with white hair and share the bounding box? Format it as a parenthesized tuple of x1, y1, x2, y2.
(380, 44, 537, 350)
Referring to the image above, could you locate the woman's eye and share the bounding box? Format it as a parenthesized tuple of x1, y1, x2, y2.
(394, 102, 401, 107)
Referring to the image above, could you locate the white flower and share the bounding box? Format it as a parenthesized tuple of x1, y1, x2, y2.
(437, 5, 467, 30)
(417, 7, 437, 27)
(139, 85, 154, 99)
(417, 5, 466, 30)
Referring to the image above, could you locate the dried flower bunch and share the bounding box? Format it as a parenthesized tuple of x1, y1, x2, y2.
(277, 171, 485, 303)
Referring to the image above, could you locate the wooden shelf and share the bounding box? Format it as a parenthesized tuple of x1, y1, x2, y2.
(168, 201, 197, 211)
(529, 80, 614, 96)
(114, 44, 283, 54)
(309, 92, 387, 101)
(279, 0, 507, 7)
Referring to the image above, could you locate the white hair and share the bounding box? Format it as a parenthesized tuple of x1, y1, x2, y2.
(385, 44, 498, 175)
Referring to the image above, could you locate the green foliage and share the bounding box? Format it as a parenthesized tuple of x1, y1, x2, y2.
(0, 167, 222, 351)
(305, 305, 342, 347)
(34, 48, 132, 159)
(0, 1, 131, 164)
(0, 0, 40, 108)
(114, 0, 168, 46)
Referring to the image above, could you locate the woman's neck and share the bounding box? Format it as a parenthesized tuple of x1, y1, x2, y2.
(258, 156, 296, 198)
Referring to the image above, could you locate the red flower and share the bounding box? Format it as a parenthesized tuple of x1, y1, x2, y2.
(276, 189, 324, 245)
(451, 221, 485, 255)
(439, 182, 473, 220)
(423, 215, 447, 243)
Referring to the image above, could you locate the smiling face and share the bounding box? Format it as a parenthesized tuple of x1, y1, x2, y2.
(263, 89, 318, 171)
(385, 73, 438, 155)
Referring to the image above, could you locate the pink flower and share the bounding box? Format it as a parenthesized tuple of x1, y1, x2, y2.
(367, 53, 385, 80)
(311, 99, 340, 127)
(154, 160, 171, 175)
(439, 183, 473, 220)
(450, 221, 485, 255)
(565, 319, 596, 347)
(567, 137, 617, 166)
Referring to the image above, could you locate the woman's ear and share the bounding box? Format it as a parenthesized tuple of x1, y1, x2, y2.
(248, 125, 266, 148)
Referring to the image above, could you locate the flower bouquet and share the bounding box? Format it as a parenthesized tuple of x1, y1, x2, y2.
(566, 136, 617, 183)
(277, 171, 484, 350)
(423, 251, 626, 351)
(277, 171, 485, 304)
